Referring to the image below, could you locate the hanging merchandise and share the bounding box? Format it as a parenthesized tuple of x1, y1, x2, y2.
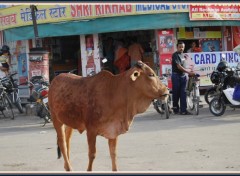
(85, 35, 96, 76)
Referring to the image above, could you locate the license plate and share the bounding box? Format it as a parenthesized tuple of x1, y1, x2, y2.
(43, 97, 48, 104)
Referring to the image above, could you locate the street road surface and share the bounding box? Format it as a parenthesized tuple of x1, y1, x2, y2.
(0, 105, 240, 173)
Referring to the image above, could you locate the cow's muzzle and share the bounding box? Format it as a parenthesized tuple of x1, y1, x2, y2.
(159, 93, 169, 101)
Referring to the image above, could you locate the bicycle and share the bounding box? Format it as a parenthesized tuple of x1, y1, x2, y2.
(0, 82, 14, 119)
(1, 72, 24, 113)
(186, 73, 200, 115)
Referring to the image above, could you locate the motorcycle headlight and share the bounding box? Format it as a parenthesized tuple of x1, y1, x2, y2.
(210, 71, 220, 85)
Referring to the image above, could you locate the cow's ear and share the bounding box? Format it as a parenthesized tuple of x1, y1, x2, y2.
(130, 70, 140, 81)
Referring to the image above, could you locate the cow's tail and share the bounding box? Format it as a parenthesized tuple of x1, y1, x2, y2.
(57, 145, 62, 159)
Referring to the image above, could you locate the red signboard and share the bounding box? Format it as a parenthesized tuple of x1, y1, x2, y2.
(158, 29, 174, 89)
(189, 4, 240, 20)
(158, 30, 174, 54)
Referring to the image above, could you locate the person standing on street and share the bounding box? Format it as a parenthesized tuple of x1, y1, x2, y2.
(128, 37, 144, 67)
(171, 41, 195, 115)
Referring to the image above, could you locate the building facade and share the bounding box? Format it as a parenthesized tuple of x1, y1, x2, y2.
(0, 3, 240, 96)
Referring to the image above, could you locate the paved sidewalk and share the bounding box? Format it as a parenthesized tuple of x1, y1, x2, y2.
(0, 108, 45, 128)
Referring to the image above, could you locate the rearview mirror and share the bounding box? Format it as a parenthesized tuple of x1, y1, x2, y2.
(237, 62, 240, 69)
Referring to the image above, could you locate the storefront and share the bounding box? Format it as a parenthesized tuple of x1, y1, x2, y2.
(1, 3, 240, 96)
(41, 36, 80, 79)
(99, 30, 156, 72)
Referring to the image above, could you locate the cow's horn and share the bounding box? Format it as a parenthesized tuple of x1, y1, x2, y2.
(135, 61, 143, 68)
(130, 71, 140, 81)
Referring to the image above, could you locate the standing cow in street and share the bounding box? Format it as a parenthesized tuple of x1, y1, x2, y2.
(48, 61, 169, 171)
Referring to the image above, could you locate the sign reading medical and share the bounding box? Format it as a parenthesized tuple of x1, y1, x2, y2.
(0, 4, 189, 30)
(189, 4, 240, 20)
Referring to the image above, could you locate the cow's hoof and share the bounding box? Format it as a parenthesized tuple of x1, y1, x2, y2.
(64, 164, 73, 171)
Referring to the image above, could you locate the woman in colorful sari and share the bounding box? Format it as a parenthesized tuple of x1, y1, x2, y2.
(114, 41, 130, 74)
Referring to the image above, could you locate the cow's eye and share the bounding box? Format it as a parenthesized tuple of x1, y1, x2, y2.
(149, 73, 155, 77)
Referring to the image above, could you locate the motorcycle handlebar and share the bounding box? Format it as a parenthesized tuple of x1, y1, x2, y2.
(18, 81, 34, 89)
(18, 80, 49, 89)
(8, 72, 18, 78)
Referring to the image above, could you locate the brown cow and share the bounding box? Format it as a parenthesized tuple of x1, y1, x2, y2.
(48, 61, 168, 171)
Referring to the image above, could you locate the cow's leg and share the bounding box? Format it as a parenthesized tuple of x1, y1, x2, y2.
(108, 138, 118, 171)
(65, 126, 73, 159)
(86, 131, 97, 171)
(53, 118, 73, 171)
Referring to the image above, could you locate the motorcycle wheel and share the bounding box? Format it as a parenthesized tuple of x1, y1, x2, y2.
(166, 95, 173, 118)
(204, 87, 217, 105)
(194, 97, 200, 115)
(2, 94, 14, 120)
(209, 97, 226, 116)
(163, 102, 169, 119)
(37, 103, 51, 126)
(153, 99, 164, 114)
(187, 91, 195, 111)
(43, 115, 51, 123)
(8, 92, 24, 114)
(14, 97, 24, 113)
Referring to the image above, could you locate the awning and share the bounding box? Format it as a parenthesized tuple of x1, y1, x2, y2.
(4, 12, 240, 42)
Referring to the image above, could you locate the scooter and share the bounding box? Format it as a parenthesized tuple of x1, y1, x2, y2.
(209, 67, 240, 116)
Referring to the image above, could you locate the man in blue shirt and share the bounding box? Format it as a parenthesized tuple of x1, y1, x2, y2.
(171, 41, 195, 115)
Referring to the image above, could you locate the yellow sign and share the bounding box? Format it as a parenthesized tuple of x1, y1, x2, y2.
(206, 31, 221, 38)
(178, 27, 186, 38)
(0, 4, 189, 30)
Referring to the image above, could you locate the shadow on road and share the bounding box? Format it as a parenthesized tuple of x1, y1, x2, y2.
(132, 107, 240, 133)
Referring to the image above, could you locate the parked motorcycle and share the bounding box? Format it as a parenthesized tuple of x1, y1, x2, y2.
(28, 76, 51, 126)
(153, 74, 172, 119)
(1, 72, 24, 113)
(209, 66, 240, 116)
(205, 62, 240, 104)
(204, 71, 223, 105)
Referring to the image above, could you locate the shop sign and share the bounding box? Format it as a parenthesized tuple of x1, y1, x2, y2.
(189, 4, 240, 20)
(171, 51, 240, 87)
(0, 4, 188, 30)
(158, 29, 175, 88)
(80, 34, 101, 77)
(5, 40, 30, 97)
(158, 30, 174, 55)
(17, 52, 29, 98)
(199, 38, 222, 52)
(29, 55, 43, 62)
